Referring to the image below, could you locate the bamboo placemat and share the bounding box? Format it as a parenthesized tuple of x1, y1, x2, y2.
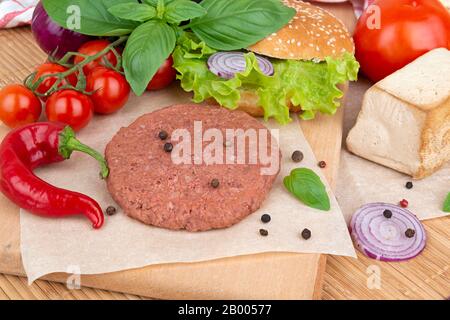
(0, 27, 448, 300)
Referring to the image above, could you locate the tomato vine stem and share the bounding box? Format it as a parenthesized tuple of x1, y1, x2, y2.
(28, 36, 128, 98)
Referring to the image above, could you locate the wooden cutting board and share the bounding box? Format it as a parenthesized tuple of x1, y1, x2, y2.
(0, 3, 355, 299)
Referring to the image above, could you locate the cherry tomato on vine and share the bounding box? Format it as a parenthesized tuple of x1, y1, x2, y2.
(146, 56, 176, 91)
(86, 67, 130, 114)
(74, 40, 121, 75)
(45, 90, 93, 131)
(0, 84, 42, 128)
(33, 63, 78, 100)
(354, 0, 450, 82)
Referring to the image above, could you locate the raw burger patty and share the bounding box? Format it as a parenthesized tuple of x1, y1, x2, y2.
(105, 104, 280, 231)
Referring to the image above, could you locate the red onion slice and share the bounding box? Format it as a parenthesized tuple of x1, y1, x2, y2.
(208, 52, 274, 79)
(350, 203, 426, 262)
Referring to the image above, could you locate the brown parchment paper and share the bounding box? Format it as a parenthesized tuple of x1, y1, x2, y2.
(20, 87, 356, 283)
(337, 79, 450, 223)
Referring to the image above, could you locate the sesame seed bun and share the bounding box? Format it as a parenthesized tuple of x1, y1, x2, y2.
(248, 0, 355, 61)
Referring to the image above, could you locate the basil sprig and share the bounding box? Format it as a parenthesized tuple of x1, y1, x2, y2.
(443, 193, 450, 212)
(188, 0, 296, 50)
(284, 168, 331, 211)
(42, 0, 296, 95)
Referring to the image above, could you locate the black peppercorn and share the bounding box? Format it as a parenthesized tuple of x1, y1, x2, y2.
(211, 179, 220, 188)
(405, 228, 415, 238)
(291, 150, 304, 163)
(261, 214, 271, 223)
(383, 209, 393, 219)
(158, 130, 168, 140)
(259, 229, 269, 237)
(301, 228, 311, 240)
(106, 206, 117, 216)
(163, 142, 173, 152)
(318, 161, 327, 168)
(405, 181, 413, 189)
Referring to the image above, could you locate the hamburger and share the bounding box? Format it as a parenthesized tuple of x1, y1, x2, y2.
(173, 0, 359, 124)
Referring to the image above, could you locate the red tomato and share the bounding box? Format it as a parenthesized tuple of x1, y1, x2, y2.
(146, 56, 176, 91)
(45, 90, 93, 131)
(354, 0, 450, 82)
(74, 40, 121, 75)
(0, 84, 42, 128)
(86, 67, 131, 114)
(34, 63, 78, 100)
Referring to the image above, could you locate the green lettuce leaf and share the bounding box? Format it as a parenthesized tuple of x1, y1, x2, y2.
(173, 32, 360, 124)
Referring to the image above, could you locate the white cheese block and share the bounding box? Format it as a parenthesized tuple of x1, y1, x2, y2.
(347, 48, 450, 179)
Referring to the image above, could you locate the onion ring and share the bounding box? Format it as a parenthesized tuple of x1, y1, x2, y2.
(207, 52, 274, 79)
(350, 203, 426, 262)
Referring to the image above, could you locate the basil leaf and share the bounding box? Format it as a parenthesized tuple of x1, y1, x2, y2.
(42, 0, 139, 36)
(108, 3, 156, 22)
(123, 20, 176, 95)
(164, 0, 207, 24)
(443, 193, 450, 212)
(143, 0, 176, 5)
(283, 168, 331, 211)
(189, 0, 296, 50)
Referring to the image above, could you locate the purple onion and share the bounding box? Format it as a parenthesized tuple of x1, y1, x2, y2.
(31, 1, 92, 59)
(207, 52, 274, 79)
(350, 203, 426, 262)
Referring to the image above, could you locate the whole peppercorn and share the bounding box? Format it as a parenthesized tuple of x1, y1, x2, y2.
(405, 181, 413, 189)
(383, 209, 392, 219)
(163, 142, 173, 153)
(158, 130, 168, 140)
(405, 228, 416, 238)
(318, 161, 327, 168)
(261, 214, 271, 223)
(400, 199, 409, 208)
(259, 229, 269, 237)
(291, 150, 304, 163)
(106, 206, 117, 216)
(211, 178, 220, 188)
(301, 228, 311, 240)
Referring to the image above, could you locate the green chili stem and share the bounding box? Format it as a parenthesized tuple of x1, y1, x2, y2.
(66, 138, 110, 179)
(59, 126, 109, 179)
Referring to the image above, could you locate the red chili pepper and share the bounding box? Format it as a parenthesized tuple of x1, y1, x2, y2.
(0, 122, 108, 229)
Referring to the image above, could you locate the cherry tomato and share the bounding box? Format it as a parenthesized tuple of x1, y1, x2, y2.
(146, 56, 176, 91)
(86, 67, 130, 114)
(33, 63, 78, 100)
(45, 90, 93, 131)
(354, 0, 450, 82)
(0, 84, 42, 128)
(74, 40, 121, 75)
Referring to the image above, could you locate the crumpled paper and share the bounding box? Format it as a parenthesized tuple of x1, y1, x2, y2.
(20, 87, 356, 283)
